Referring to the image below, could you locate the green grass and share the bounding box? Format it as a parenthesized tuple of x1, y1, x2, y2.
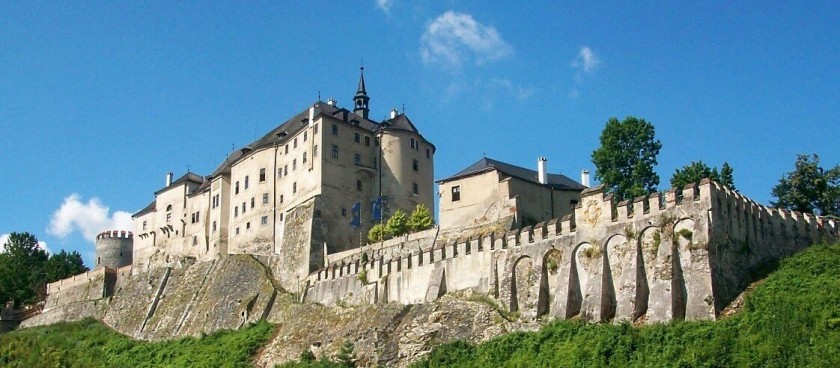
(0, 318, 273, 368)
(413, 241, 840, 368)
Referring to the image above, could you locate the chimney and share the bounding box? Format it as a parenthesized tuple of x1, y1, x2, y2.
(166, 172, 173, 187)
(308, 106, 315, 126)
(390, 108, 398, 119)
(537, 157, 548, 184)
(581, 170, 590, 188)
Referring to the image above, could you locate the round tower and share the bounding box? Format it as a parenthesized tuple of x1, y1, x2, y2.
(95, 230, 134, 269)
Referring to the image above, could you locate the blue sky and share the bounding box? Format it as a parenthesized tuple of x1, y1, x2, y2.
(1, 1, 838, 267)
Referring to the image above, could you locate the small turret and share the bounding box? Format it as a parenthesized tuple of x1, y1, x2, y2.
(353, 67, 370, 119)
(95, 230, 133, 269)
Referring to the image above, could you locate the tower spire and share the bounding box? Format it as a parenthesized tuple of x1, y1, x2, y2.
(353, 66, 370, 119)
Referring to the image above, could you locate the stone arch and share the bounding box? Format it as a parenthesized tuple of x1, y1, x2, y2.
(673, 217, 710, 320)
(573, 242, 605, 321)
(606, 233, 637, 322)
(510, 256, 537, 317)
(639, 225, 669, 322)
(537, 249, 563, 317)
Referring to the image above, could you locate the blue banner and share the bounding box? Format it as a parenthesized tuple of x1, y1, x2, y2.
(349, 201, 361, 228)
(371, 196, 382, 221)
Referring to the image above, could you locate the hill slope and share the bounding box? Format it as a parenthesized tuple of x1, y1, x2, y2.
(3, 242, 839, 367)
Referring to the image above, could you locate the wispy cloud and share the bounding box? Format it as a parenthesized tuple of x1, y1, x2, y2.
(571, 46, 599, 73)
(489, 78, 534, 100)
(376, 0, 394, 13)
(47, 194, 133, 243)
(0, 233, 51, 254)
(420, 11, 513, 69)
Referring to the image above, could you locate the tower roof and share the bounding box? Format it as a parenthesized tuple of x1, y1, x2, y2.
(437, 157, 585, 190)
(356, 66, 367, 94)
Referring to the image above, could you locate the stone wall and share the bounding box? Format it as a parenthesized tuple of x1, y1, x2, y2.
(304, 179, 839, 323)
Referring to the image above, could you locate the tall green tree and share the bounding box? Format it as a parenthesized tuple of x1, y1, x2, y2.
(591, 116, 662, 201)
(385, 209, 410, 237)
(670, 161, 735, 190)
(771, 154, 840, 216)
(0, 232, 49, 308)
(44, 250, 88, 283)
(408, 204, 434, 232)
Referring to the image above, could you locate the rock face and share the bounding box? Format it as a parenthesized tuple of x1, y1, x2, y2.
(255, 292, 527, 368)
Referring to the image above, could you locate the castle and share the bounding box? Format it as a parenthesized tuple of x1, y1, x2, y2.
(32, 72, 840, 330)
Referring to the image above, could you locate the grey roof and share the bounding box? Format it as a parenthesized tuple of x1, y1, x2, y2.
(154, 172, 205, 195)
(208, 101, 434, 177)
(133, 200, 156, 218)
(437, 157, 586, 191)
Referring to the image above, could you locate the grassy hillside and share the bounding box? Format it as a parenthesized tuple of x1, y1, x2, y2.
(0, 318, 273, 368)
(413, 241, 840, 368)
(3, 242, 839, 367)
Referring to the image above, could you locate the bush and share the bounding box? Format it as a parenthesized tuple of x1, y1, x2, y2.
(408, 204, 434, 232)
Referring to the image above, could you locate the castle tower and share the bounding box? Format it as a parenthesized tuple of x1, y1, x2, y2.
(95, 230, 134, 269)
(353, 67, 370, 119)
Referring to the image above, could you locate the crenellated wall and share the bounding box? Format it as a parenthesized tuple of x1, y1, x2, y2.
(304, 179, 838, 323)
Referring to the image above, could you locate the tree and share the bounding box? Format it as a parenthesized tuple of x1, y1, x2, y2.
(670, 161, 735, 190)
(385, 209, 410, 237)
(367, 223, 390, 243)
(591, 116, 662, 202)
(408, 204, 434, 232)
(0, 232, 49, 308)
(335, 339, 356, 367)
(44, 250, 88, 283)
(771, 154, 840, 216)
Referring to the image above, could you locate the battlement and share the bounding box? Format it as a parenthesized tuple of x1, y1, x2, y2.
(46, 267, 113, 294)
(97, 230, 133, 240)
(304, 178, 839, 322)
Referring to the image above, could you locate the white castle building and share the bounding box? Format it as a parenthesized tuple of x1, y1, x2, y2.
(131, 69, 435, 288)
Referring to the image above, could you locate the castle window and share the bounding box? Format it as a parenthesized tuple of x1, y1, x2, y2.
(410, 137, 415, 149)
(365, 136, 371, 146)
(166, 212, 172, 223)
(332, 123, 338, 135)
(235, 181, 240, 195)
(331, 144, 339, 158)
(259, 168, 266, 182)
(262, 193, 269, 205)
(277, 168, 282, 178)
(294, 138, 298, 148)
(246, 222, 251, 230)
(356, 180, 362, 191)
(279, 213, 284, 221)
(372, 157, 377, 168)
(293, 182, 297, 194)
(234, 207, 238, 217)
(192, 236, 197, 246)
(293, 159, 297, 171)
(285, 145, 289, 154)
(212, 221, 217, 233)
(413, 183, 419, 195)
(452, 186, 460, 202)
(426, 148, 431, 158)
(314, 124, 318, 134)
(303, 131, 307, 142)
(314, 145, 319, 157)
(375, 137, 380, 146)
(244, 176, 249, 190)
(251, 197, 255, 209)
(284, 165, 288, 176)
(142, 221, 147, 230)
(303, 152, 307, 164)
(413, 159, 419, 171)
(341, 208, 347, 217)
(280, 194, 284, 204)
(354, 153, 361, 166)
(261, 216, 268, 225)
(354, 132, 360, 143)
(242, 202, 246, 213)
(235, 227, 240, 235)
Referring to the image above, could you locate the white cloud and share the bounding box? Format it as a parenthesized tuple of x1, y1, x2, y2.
(571, 46, 599, 73)
(489, 78, 534, 100)
(420, 11, 513, 69)
(47, 194, 133, 243)
(377, 0, 394, 13)
(0, 233, 51, 254)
